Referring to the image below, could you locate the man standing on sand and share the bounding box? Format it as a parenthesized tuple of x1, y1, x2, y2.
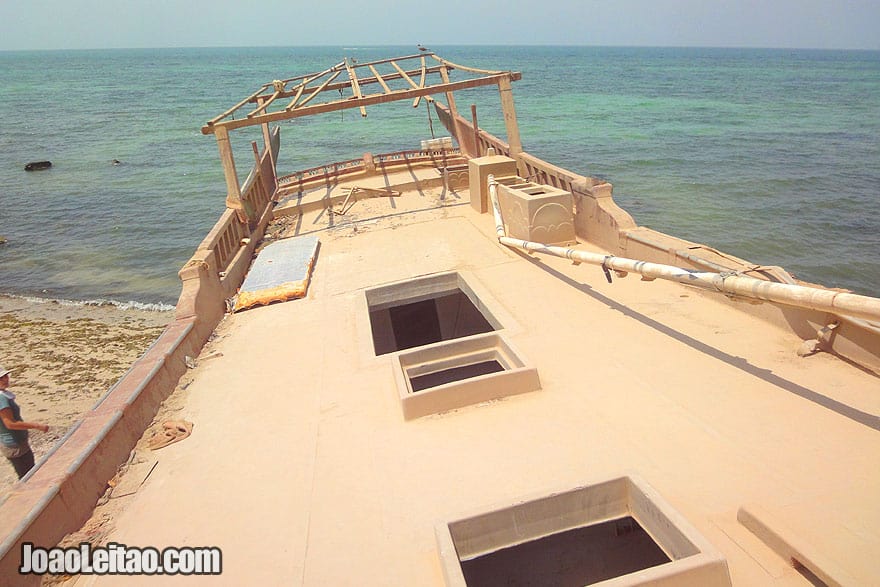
(0, 366, 49, 480)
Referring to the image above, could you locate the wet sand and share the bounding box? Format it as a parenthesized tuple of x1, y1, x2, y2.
(0, 295, 173, 495)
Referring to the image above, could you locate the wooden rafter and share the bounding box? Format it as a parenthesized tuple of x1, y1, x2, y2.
(284, 62, 346, 110)
(390, 60, 420, 90)
(248, 87, 282, 118)
(207, 84, 270, 126)
(428, 54, 505, 75)
(295, 70, 343, 110)
(267, 66, 446, 104)
(368, 64, 392, 94)
(286, 84, 306, 111)
(344, 58, 368, 118)
(412, 56, 428, 108)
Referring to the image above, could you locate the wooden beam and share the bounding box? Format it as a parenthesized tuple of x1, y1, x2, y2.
(261, 121, 275, 173)
(412, 56, 427, 108)
(284, 63, 345, 110)
(368, 64, 392, 94)
(205, 74, 514, 134)
(439, 66, 457, 114)
(246, 66, 446, 106)
(350, 53, 429, 69)
(471, 104, 481, 158)
(438, 64, 465, 155)
(215, 126, 247, 220)
(498, 76, 523, 163)
(248, 91, 280, 118)
(294, 70, 342, 110)
(207, 84, 271, 126)
(345, 59, 368, 117)
(286, 84, 306, 111)
(429, 54, 506, 75)
(277, 61, 346, 91)
(390, 60, 420, 90)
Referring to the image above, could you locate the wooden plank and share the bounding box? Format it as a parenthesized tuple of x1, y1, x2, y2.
(412, 56, 427, 108)
(207, 74, 513, 134)
(345, 59, 368, 117)
(368, 65, 392, 94)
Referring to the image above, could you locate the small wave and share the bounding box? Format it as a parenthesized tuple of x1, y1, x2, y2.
(1, 293, 175, 313)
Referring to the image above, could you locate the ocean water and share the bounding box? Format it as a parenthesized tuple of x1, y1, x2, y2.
(0, 46, 877, 307)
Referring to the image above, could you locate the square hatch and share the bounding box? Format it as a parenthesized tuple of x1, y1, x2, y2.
(436, 476, 732, 586)
(366, 272, 501, 356)
(393, 332, 540, 420)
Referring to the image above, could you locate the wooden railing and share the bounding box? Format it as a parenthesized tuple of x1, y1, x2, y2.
(374, 148, 463, 168)
(276, 147, 465, 194)
(519, 151, 588, 195)
(196, 126, 279, 275)
(277, 157, 366, 189)
(196, 210, 248, 273)
(240, 145, 276, 216)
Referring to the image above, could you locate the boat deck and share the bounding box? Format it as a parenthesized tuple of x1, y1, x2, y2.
(82, 177, 880, 586)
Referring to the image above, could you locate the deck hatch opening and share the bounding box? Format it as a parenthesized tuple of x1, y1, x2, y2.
(366, 273, 499, 356)
(459, 516, 670, 587)
(409, 360, 504, 392)
(436, 476, 732, 587)
(393, 332, 540, 419)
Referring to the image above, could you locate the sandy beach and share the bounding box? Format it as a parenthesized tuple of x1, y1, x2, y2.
(0, 295, 173, 495)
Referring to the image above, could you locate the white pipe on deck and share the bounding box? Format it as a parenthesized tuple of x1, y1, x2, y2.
(487, 175, 880, 324)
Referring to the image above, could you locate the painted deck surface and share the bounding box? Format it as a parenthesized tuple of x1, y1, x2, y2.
(83, 181, 880, 586)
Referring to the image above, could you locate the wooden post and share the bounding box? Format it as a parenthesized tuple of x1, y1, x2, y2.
(261, 122, 274, 169)
(439, 66, 467, 155)
(498, 76, 523, 165)
(215, 125, 250, 223)
(471, 104, 481, 158)
(252, 141, 261, 167)
(439, 66, 458, 114)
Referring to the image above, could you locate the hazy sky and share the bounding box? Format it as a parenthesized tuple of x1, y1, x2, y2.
(1, 0, 878, 51)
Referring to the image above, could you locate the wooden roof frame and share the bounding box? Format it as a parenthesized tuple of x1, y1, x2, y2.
(207, 51, 523, 223)
(201, 52, 521, 135)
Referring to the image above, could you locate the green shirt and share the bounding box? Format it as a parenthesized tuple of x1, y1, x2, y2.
(0, 393, 28, 447)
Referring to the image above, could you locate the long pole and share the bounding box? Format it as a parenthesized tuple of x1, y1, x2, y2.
(488, 176, 880, 323)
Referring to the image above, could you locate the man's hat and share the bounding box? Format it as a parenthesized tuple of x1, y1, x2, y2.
(0, 366, 11, 378)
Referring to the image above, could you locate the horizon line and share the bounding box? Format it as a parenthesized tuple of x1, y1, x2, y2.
(2, 43, 879, 54)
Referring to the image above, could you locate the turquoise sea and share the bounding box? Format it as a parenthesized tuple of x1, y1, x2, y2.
(1, 46, 878, 307)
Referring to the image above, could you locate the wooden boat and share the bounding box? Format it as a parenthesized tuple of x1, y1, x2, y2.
(1, 52, 878, 586)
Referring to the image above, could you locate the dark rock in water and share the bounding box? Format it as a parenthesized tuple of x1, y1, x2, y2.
(25, 161, 52, 171)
